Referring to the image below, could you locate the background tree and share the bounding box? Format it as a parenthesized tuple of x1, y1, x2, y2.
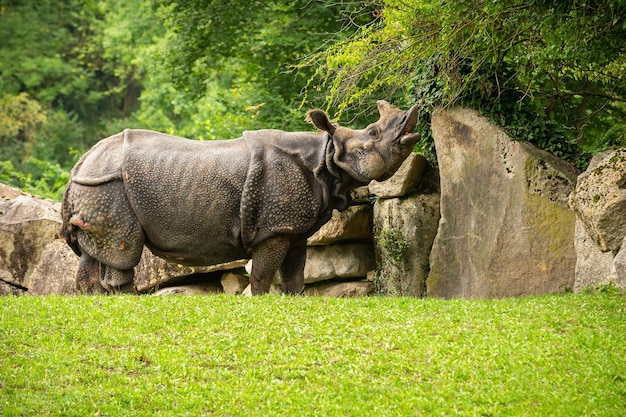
(2, 0, 624, 199)
(147, 0, 372, 137)
(0, 0, 161, 197)
(303, 0, 626, 168)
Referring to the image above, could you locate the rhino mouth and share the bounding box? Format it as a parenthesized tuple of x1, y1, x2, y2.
(398, 104, 421, 145)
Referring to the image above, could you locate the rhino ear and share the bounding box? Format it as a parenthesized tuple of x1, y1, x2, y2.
(306, 109, 336, 135)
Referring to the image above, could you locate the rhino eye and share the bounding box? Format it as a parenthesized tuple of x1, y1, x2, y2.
(367, 127, 379, 138)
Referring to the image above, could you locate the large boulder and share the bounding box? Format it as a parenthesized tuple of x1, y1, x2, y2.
(0, 188, 62, 290)
(0, 183, 27, 200)
(572, 219, 615, 292)
(0, 278, 25, 296)
(134, 248, 248, 292)
(427, 108, 579, 298)
(569, 150, 626, 291)
(373, 168, 440, 296)
(569, 149, 626, 253)
(220, 271, 250, 295)
(29, 239, 80, 295)
(610, 236, 626, 289)
(308, 204, 372, 246)
(304, 280, 374, 297)
(369, 152, 427, 198)
(304, 244, 375, 284)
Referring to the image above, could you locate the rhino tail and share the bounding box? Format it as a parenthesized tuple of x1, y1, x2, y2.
(59, 181, 82, 257)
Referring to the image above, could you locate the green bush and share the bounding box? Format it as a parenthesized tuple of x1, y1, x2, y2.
(0, 159, 69, 201)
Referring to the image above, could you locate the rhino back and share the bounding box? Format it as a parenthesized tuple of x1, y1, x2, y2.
(71, 132, 125, 184)
(121, 130, 250, 265)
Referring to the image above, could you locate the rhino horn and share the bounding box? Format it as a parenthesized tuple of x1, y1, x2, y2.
(376, 100, 402, 119)
(398, 103, 421, 145)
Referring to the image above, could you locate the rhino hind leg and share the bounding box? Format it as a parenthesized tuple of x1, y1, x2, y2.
(76, 252, 136, 294)
(66, 181, 145, 294)
(76, 253, 107, 294)
(249, 236, 292, 295)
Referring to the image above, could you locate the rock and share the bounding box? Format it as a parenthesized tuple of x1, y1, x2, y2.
(609, 236, 626, 290)
(134, 248, 248, 292)
(369, 152, 427, 198)
(573, 217, 626, 292)
(0, 194, 62, 289)
(373, 191, 440, 297)
(153, 283, 222, 296)
(304, 244, 375, 284)
(427, 107, 578, 298)
(220, 271, 249, 295)
(0, 183, 27, 201)
(0, 279, 25, 296)
(569, 149, 626, 253)
(29, 239, 80, 295)
(572, 219, 615, 292)
(308, 204, 372, 246)
(350, 186, 371, 203)
(304, 280, 374, 297)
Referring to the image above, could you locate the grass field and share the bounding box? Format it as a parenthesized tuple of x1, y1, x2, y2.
(1, 291, 625, 416)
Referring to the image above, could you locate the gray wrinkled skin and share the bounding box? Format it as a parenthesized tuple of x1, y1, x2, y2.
(60, 100, 421, 295)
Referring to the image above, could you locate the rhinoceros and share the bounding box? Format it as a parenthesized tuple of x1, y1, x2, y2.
(60, 100, 420, 295)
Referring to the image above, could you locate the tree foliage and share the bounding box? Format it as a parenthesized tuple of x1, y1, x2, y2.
(0, 0, 161, 164)
(304, 0, 626, 167)
(1, 0, 625, 199)
(0, 0, 163, 195)
(151, 0, 371, 135)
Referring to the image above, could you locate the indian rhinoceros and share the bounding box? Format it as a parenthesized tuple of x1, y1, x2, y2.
(60, 100, 421, 295)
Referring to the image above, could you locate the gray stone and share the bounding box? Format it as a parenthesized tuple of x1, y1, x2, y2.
(308, 205, 372, 246)
(373, 191, 440, 297)
(220, 272, 249, 295)
(369, 152, 427, 198)
(0, 279, 25, 296)
(0, 183, 27, 201)
(154, 283, 222, 296)
(427, 107, 578, 298)
(569, 149, 626, 253)
(29, 239, 80, 295)
(0, 194, 62, 289)
(609, 235, 626, 290)
(304, 280, 374, 297)
(573, 219, 615, 292)
(304, 244, 375, 284)
(350, 186, 371, 203)
(134, 248, 248, 292)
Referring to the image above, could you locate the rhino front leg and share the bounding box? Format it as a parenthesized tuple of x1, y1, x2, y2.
(279, 239, 306, 295)
(249, 236, 291, 295)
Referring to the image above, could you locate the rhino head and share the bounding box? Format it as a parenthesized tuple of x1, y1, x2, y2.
(308, 100, 421, 183)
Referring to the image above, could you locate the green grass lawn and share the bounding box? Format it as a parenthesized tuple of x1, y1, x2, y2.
(1, 292, 625, 416)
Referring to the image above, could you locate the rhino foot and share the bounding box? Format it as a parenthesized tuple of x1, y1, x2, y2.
(100, 265, 135, 294)
(249, 236, 292, 295)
